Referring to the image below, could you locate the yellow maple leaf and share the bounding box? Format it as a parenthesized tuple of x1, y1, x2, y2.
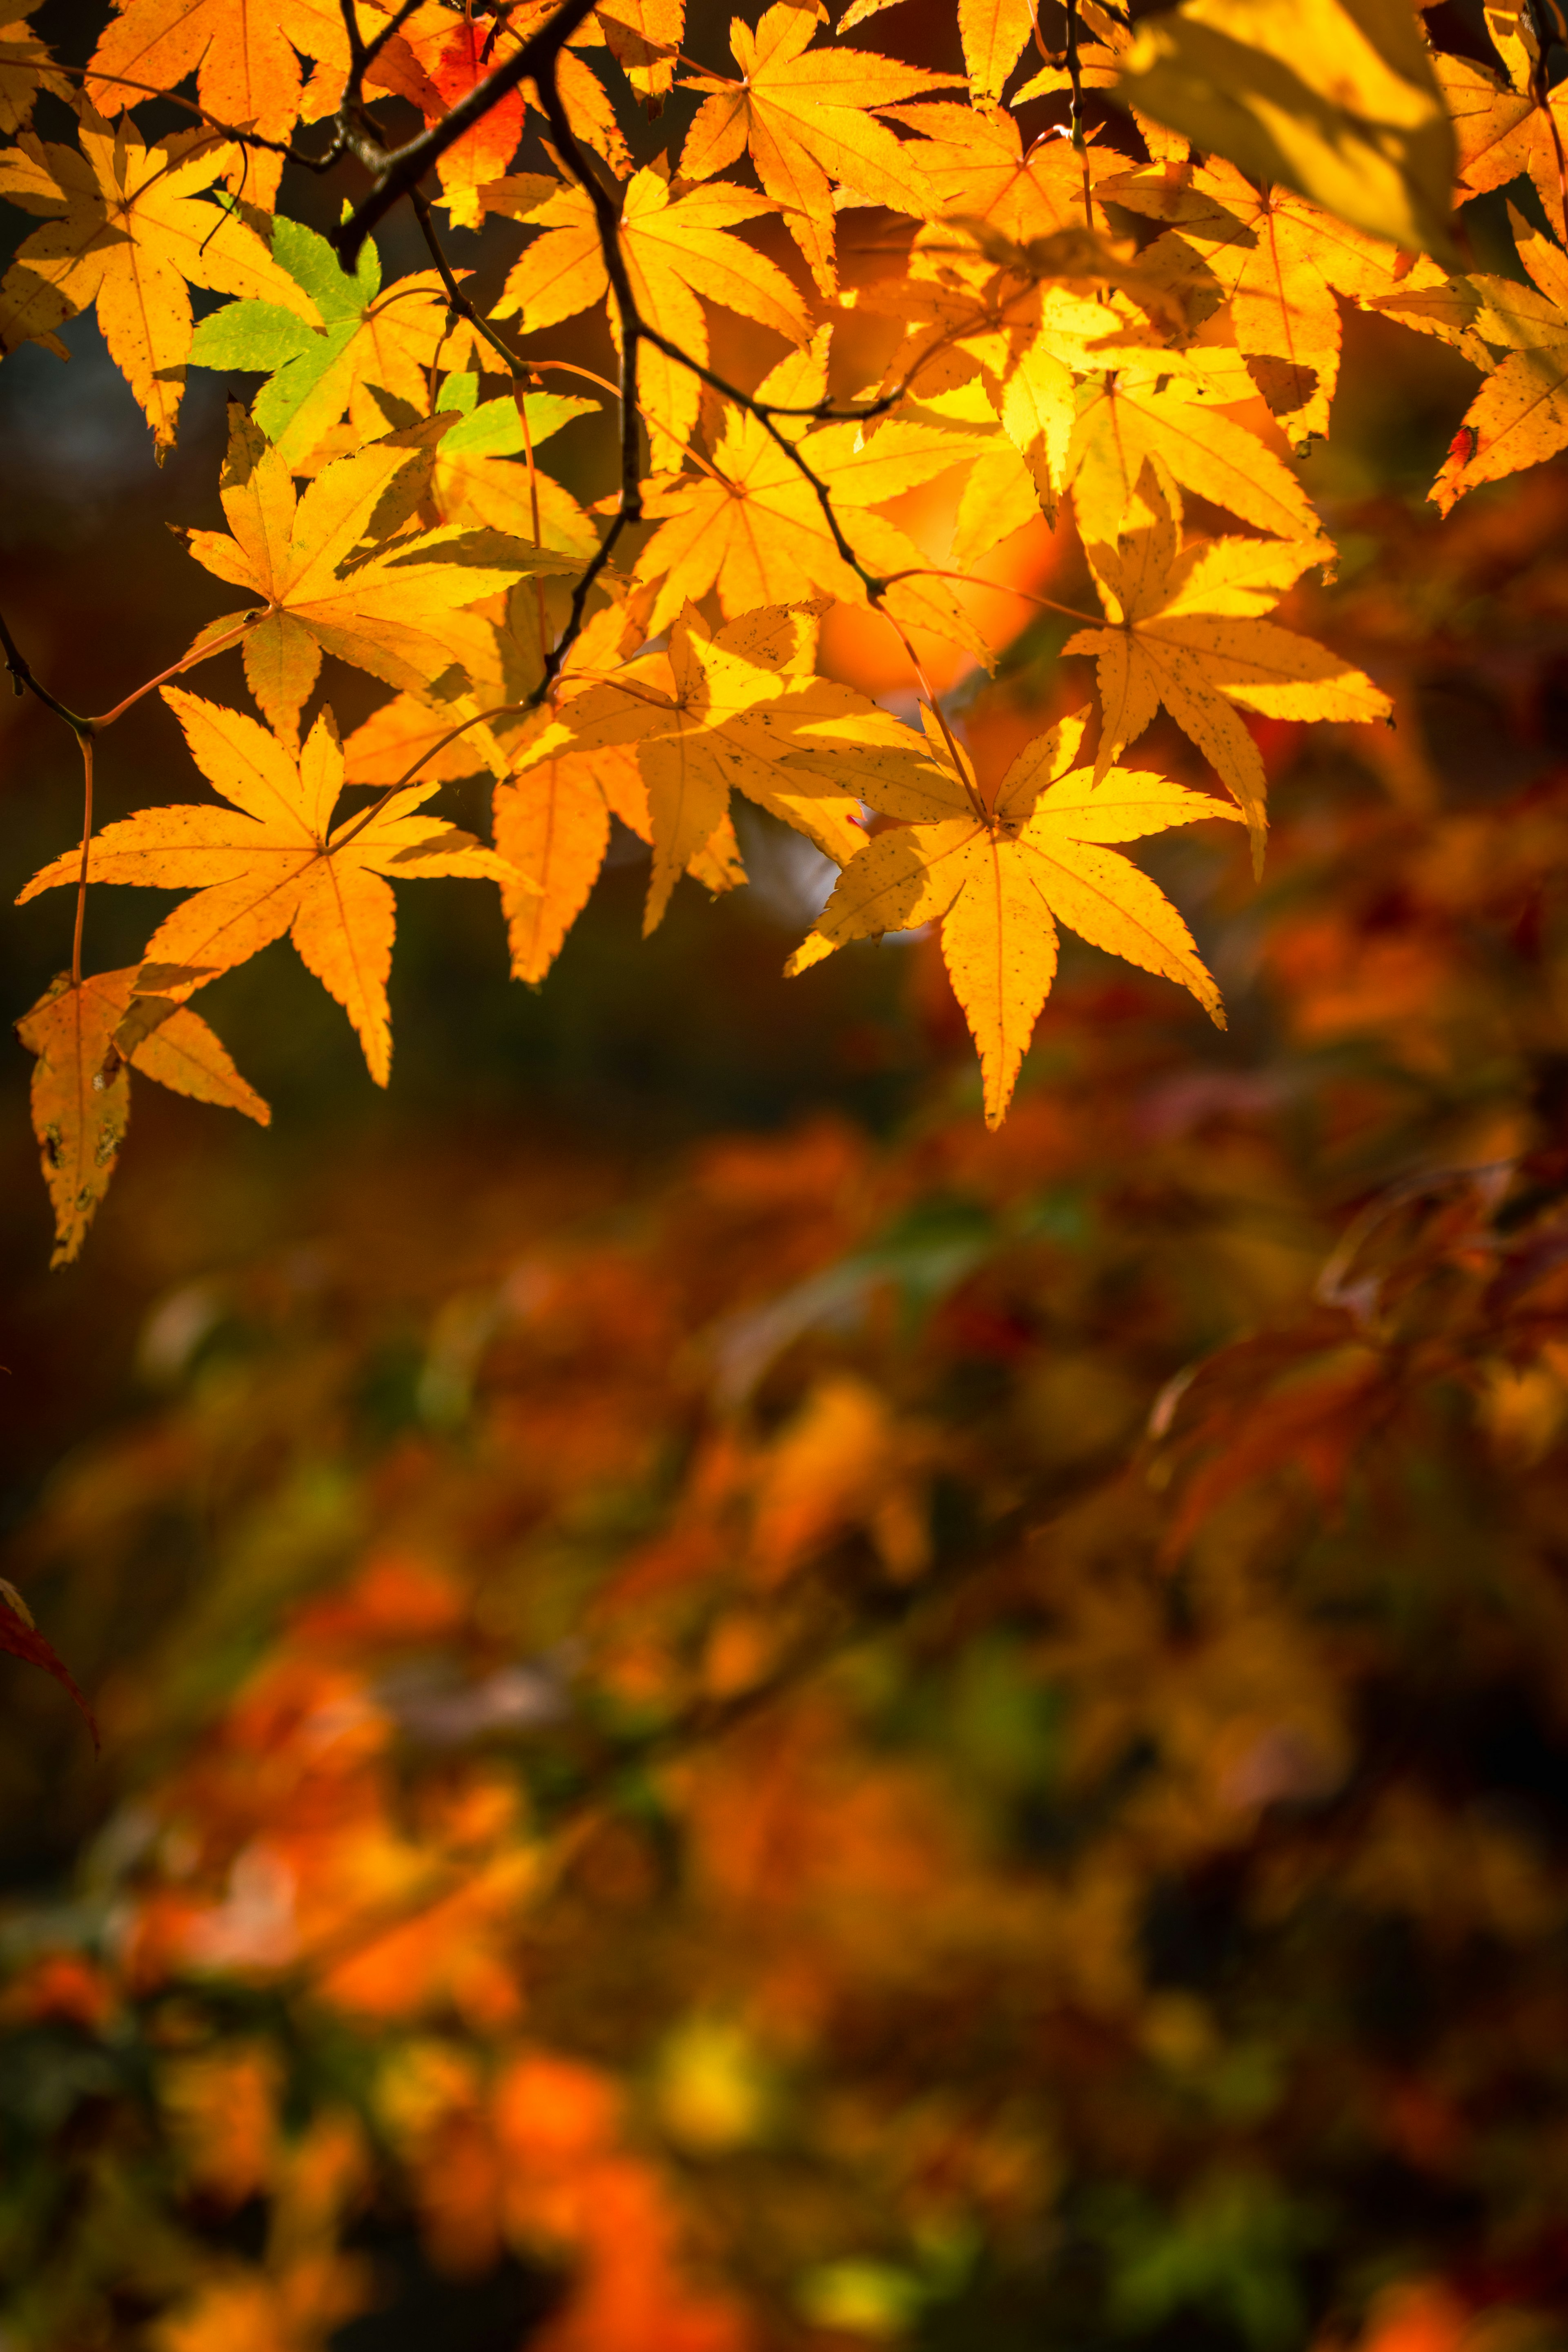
(678, 0, 960, 295)
(518, 600, 936, 935)
(85, 0, 348, 204)
(1117, 0, 1457, 261)
(885, 99, 1123, 245)
(425, 382, 602, 561)
(16, 965, 267, 1268)
(1429, 207, 1568, 513)
(1066, 341, 1322, 543)
(786, 708, 1243, 1126)
(1063, 465, 1388, 854)
(0, 2, 68, 135)
(18, 692, 517, 1088)
(599, 0, 684, 113)
(956, 0, 1035, 106)
(0, 112, 314, 452)
(634, 336, 989, 654)
(489, 161, 810, 467)
(493, 741, 649, 984)
(1107, 155, 1452, 447)
(343, 602, 736, 984)
(178, 405, 577, 751)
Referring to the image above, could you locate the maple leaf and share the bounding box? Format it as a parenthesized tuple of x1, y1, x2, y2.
(16, 964, 267, 1268)
(883, 100, 1124, 247)
(1437, 10, 1568, 244)
(1428, 209, 1568, 514)
(961, 0, 1035, 108)
(1117, 0, 1458, 262)
(187, 218, 477, 470)
(0, 112, 315, 452)
(425, 376, 602, 559)
(786, 708, 1243, 1126)
(599, 0, 684, 114)
(489, 160, 810, 467)
(0, 3, 68, 135)
(1065, 339, 1322, 543)
(678, 0, 961, 295)
(178, 405, 577, 750)
(84, 0, 348, 204)
(365, 0, 628, 225)
(634, 337, 989, 653)
(517, 600, 937, 934)
(1107, 155, 1452, 447)
(1062, 466, 1388, 857)
(345, 604, 736, 982)
(18, 693, 515, 1087)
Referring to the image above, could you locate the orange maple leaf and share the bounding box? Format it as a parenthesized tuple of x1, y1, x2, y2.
(16, 964, 267, 1266)
(18, 693, 517, 1087)
(179, 405, 577, 751)
(0, 111, 314, 451)
(678, 0, 960, 294)
(85, 0, 348, 205)
(489, 160, 810, 467)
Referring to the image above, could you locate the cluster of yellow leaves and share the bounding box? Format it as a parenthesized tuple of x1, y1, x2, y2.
(11, 0, 1568, 1258)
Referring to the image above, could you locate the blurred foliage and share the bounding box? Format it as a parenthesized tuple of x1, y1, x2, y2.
(6, 431, 1568, 2349)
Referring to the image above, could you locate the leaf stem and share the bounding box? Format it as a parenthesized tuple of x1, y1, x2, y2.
(89, 617, 256, 731)
(879, 567, 1102, 626)
(71, 735, 94, 992)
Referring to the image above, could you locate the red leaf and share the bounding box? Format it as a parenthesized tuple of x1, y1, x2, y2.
(0, 1591, 98, 1749)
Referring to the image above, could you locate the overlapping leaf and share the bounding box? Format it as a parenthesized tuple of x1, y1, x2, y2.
(0, 111, 314, 450)
(490, 161, 810, 466)
(16, 964, 267, 1267)
(85, 0, 347, 203)
(1437, 8, 1568, 243)
(1063, 466, 1388, 852)
(787, 708, 1243, 1125)
(1107, 155, 1452, 446)
(178, 405, 577, 751)
(1427, 210, 1568, 514)
(635, 339, 989, 652)
(1117, 0, 1458, 260)
(517, 600, 938, 934)
(678, 0, 960, 294)
(0, 2, 67, 134)
(18, 693, 515, 1087)
(365, 0, 629, 223)
(187, 217, 476, 470)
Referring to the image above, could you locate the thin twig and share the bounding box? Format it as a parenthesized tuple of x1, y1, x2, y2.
(54, 62, 344, 170)
(0, 612, 94, 739)
(89, 618, 256, 732)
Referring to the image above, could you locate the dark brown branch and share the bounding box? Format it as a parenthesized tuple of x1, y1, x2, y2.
(0, 611, 94, 740)
(333, 0, 602, 269)
(359, 0, 427, 80)
(408, 185, 535, 380)
(524, 31, 647, 697)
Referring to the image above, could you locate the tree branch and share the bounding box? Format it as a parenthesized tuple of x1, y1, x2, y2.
(333, 0, 602, 268)
(0, 610, 94, 740)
